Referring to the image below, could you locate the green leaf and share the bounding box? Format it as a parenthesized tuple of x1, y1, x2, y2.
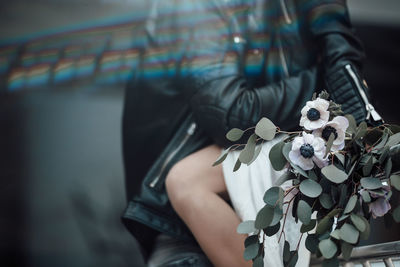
(316, 216, 333, 235)
(213, 148, 230, 166)
(359, 216, 371, 240)
(354, 121, 368, 141)
(350, 214, 366, 232)
(321, 165, 348, 184)
(390, 174, 400, 191)
(341, 242, 354, 261)
(330, 229, 341, 240)
(360, 177, 383, 190)
(248, 145, 263, 165)
(245, 235, 258, 247)
(305, 234, 319, 253)
(318, 239, 337, 259)
(264, 222, 281, 236)
(300, 179, 322, 198)
(252, 256, 264, 267)
(297, 200, 312, 225)
(379, 146, 390, 164)
(263, 186, 284, 207)
(361, 190, 371, 203)
(244, 242, 259, 261)
(283, 241, 291, 262)
(226, 128, 244, 142)
(362, 156, 374, 176)
(338, 214, 349, 222)
(325, 133, 336, 157)
(385, 158, 392, 180)
(233, 158, 241, 172)
(300, 219, 316, 233)
(255, 117, 276, 141)
(239, 134, 257, 164)
(392, 206, 400, 223)
(237, 220, 256, 234)
(339, 223, 359, 244)
(345, 114, 357, 134)
(322, 257, 339, 267)
(275, 171, 296, 186)
(344, 195, 358, 214)
(386, 132, 400, 147)
(269, 141, 287, 171)
(270, 206, 283, 226)
(255, 205, 274, 229)
(285, 251, 298, 267)
(335, 153, 345, 166)
(319, 193, 334, 209)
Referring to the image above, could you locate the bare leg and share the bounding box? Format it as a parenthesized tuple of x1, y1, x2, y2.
(166, 145, 252, 267)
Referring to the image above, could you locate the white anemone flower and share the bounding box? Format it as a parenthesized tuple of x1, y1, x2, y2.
(300, 98, 330, 130)
(289, 132, 328, 170)
(313, 116, 349, 151)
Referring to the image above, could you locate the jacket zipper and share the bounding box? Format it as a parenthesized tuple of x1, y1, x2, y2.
(149, 122, 197, 188)
(345, 64, 382, 122)
(279, 0, 292, 24)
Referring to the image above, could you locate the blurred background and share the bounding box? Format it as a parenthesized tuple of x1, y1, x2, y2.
(0, 0, 399, 267)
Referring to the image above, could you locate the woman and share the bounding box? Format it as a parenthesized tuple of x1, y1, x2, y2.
(122, 0, 381, 265)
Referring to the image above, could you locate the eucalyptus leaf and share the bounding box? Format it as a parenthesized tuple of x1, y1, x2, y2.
(341, 242, 354, 261)
(244, 242, 259, 261)
(213, 148, 230, 166)
(270, 206, 284, 226)
(350, 214, 366, 232)
(300, 179, 323, 198)
(354, 121, 367, 141)
(335, 153, 345, 166)
(392, 206, 400, 223)
(245, 235, 259, 247)
(379, 146, 390, 164)
(255, 117, 276, 141)
(345, 114, 357, 134)
(226, 128, 244, 142)
(374, 131, 389, 150)
(252, 256, 264, 267)
(269, 141, 287, 171)
(330, 229, 341, 240)
(239, 134, 257, 164)
(362, 156, 374, 176)
(316, 216, 333, 235)
(305, 234, 319, 253)
(285, 251, 298, 267)
(274, 171, 296, 186)
(360, 177, 383, 190)
(390, 174, 400, 191)
(283, 241, 290, 262)
(325, 133, 335, 157)
(385, 158, 392, 179)
(264, 222, 281, 236)
(361, 190, 371, 203)
(255, 205, 274, 229)
(321, 164, 348, 184)
(344, 195, 358, 214)
(297, 200, 312, 225)
(339, 223, 359, 244)
(263, 186, 284, 207)
(233, 158, 241, 172)
(386, 132, 400, 147)
(319, 193, 334, 209)
(338, 214, 349, 222)
(318, 239, 337, 259)
(359, 216, 370, 240)
(248, 145, 262, 165)
(237, 220, 256, 234)
(300, 219, 316, 233)
(322, 257, 339, 267)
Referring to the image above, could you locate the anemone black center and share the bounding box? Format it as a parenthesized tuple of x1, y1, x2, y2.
(306, 108, 320, 121)
(322, 126, 338, 141)
(300, 144, 314, 158)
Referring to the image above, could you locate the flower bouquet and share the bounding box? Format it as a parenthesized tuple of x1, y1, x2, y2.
(214, 91, 400, 267)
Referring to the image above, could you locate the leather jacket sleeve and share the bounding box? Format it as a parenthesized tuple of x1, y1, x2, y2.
(189, 0, 379, 147)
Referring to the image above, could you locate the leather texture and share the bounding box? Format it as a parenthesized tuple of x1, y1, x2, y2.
(122, 0, 373, 254)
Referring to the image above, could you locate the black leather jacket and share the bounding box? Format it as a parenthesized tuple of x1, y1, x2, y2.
(122, 0, 381, 255)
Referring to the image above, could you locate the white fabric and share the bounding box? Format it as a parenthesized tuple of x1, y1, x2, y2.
(222, 135, 310, 267)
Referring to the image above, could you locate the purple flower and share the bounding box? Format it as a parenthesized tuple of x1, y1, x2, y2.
(368, 187, 392, 218)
